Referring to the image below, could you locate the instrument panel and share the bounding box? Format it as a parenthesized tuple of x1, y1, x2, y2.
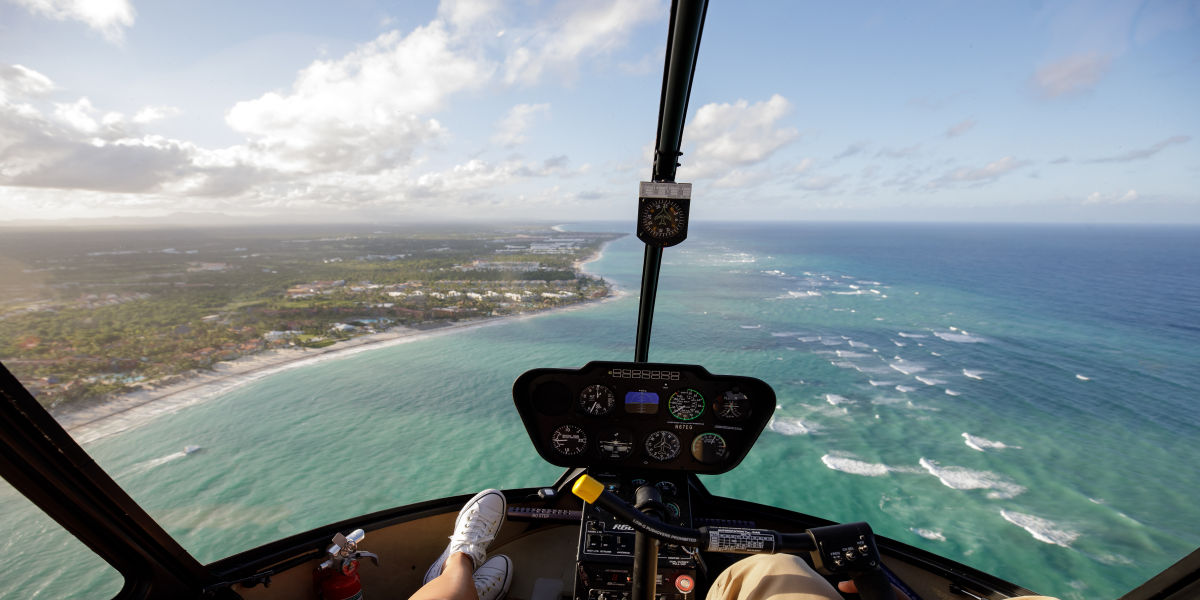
(513, 362, 776, 474)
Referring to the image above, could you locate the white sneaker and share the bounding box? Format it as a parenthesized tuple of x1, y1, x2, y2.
(473, 555, 513, 600)
(423, 489, 507, 584)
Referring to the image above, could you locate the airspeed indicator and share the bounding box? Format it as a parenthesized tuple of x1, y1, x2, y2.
(668, 388, 705, 421)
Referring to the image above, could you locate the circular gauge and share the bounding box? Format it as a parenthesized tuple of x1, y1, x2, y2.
(714, 390, 749, 421)
(596, 429, 634, 460)
(579, 384, 616, 416)
(668, 389, 705, 421)
(691, 432, 729, 464)
(640, 198, 686, 240)
(550, 424, 588, 456)
(665, 502, 681, 519)
(654, 480, 678, 496)
(644, 430, 681, 462)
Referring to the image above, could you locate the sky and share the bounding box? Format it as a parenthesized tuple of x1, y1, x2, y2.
(0, 0, 1197, 225)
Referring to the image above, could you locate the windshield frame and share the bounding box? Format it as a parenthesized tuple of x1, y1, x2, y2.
(0, 363, 210, 596)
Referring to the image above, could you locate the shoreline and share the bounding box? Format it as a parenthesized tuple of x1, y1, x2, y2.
(59, 237, 629, 445)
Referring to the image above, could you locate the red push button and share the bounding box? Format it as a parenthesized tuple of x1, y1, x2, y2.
(675, 575, 695, 594)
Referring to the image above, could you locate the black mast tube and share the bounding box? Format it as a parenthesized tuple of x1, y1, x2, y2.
(634, 0, 708, 363)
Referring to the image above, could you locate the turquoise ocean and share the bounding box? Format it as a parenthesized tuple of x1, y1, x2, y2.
(3, 222, 1198, 599)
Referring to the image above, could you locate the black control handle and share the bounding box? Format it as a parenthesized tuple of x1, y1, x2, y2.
(847, 568, 895, 600)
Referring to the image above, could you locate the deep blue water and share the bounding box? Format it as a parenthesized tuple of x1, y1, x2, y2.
(2, 222, 1198, 599)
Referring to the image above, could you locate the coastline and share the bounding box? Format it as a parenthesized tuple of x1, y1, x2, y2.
(59, 236, 629, 445)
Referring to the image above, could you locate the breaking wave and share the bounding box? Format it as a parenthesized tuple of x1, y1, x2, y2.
(963, 433, 1022, 451)
(910, 528, 946, 542)
(768, 417, 816, 435)
(962, 369, 984, 380)
(1000, 510, 1080, 547)
(889, 361, 927, 375)
(919, 458, 1026, 499)
(825, 393, 852, 406)
(779, 290, 822, 299)
(934, 329, 987, 343)
(821, 454, 891, 476)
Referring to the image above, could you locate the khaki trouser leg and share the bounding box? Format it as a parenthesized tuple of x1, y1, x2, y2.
(706, 554, 840, 600)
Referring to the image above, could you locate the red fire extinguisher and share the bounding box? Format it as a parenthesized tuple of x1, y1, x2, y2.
(314, 529, 380, 600)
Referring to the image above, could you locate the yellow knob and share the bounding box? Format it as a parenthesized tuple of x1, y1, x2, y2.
(572, 474, 605, 504)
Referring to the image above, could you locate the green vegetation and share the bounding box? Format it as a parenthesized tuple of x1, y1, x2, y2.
(0, 224, 622, 410)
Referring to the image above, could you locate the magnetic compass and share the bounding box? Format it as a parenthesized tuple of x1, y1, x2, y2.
(636, 182, 691, 247)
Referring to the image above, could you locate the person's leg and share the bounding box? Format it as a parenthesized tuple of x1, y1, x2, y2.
(707, 554, 841, 600)
(411, 553, 480, 600)
(424, 489, 508, 583)
(413, 489, 513, 600)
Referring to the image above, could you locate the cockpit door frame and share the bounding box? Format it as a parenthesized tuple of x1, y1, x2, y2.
(0, 363, 221, 599)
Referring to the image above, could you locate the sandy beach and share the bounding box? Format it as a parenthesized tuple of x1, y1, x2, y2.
(59, 320, 494, 445)
(58, 237, 629, 446)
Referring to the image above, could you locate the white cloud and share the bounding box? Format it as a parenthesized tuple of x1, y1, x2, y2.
(876, 144, 921, 159)
(492, 103, 549, 147)
(1032, 53, 1112, 98)
(932, 156, 1028, 187)
(226, 22, 489, 174)
(1088, 135, 1191, 163)
(11, 0, 135, 43)
(683, 94, 799, 179)
(0, 64, 55, 101)
(132, 105, 182, 124)
(503, 0, 663, 85)
(0, 89, 259, 197)
(438, 0, 501, 31)
(945, 118, 976, 138)
(834, 141, 868, 160)
(1084, 189, 1139, 205)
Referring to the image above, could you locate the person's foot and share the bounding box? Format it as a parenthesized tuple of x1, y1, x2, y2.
(473, 555, 513, 600)
(423, 489, 507, 584)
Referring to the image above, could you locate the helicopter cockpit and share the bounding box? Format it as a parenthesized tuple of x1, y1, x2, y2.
(512, 361, 897, 600)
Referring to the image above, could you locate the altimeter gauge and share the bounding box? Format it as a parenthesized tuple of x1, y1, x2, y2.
(550, 424, 588, 456)
(691, 432, 729, 464)
(637, 182, 691, 248)
(668, 388, 705, 421)
(579, 384, 616, 416)
(645, 430, 681, 462)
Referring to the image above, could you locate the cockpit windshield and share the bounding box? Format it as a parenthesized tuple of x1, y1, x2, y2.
(1, 3, 1198, 600)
